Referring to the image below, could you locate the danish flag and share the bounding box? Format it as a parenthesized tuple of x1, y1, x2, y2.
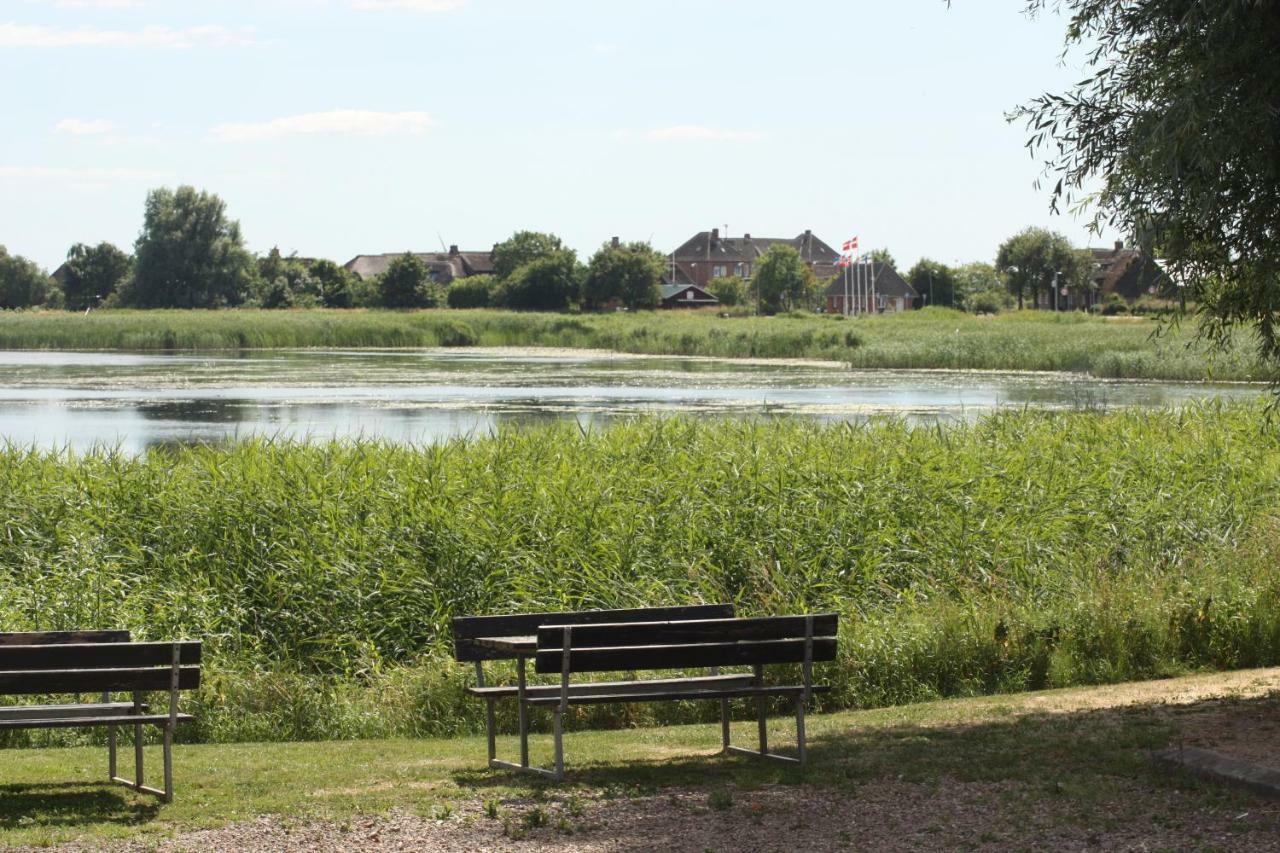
(836, 255, 853, 268)
(842, 236, 859, 252)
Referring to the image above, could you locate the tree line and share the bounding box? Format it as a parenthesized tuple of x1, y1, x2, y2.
(3, 184, 1120, 316)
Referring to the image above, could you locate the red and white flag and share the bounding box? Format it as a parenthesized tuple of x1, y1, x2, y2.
(842, 236, 859, 252)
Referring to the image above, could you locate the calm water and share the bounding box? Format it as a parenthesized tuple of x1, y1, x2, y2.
(0, 348, 1263, 452)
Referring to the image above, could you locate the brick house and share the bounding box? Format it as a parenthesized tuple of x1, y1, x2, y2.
(344, 245, 495, 284)
(666, 228, 841, 287)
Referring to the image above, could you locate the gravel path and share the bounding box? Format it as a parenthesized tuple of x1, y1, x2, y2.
(34, 777, 1280, 853)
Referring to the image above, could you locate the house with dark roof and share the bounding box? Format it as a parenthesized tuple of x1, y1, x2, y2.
(823, 262, 918, 315)
(344, 245, 495, 284)
(666, 228, 841, 287)
(1090, 240, 1173, 303)
(1031, 240, 1174, 310)
(659, 283, 718, 309)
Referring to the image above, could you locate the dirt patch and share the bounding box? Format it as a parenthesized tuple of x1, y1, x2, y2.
(38, 778, 1280, 853)
(1167, 693, 1280, 770)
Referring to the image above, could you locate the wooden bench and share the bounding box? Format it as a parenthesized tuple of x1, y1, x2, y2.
(530, 614, 837, 780)
(452, 604, 734, 775)
(0, 630, 201, 802)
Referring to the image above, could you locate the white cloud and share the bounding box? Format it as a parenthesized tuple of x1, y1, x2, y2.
(212, 109, 434, 142)
(0, 165, 167, 182)
(351, 0, 468, 9)
(645, 126, 766, 142)
(53, 118, 116, 136)
(0, 23, 256, 49)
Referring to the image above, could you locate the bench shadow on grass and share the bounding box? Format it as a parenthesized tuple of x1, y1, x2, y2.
(0, 782, 161, 832)
(451, 694, 1279, 797)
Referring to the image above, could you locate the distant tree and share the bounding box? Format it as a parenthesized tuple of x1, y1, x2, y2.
(492, 231, 565, 281)
(309, 260, 356, 309)
(0, 247, 55, 310)
(953, 262, 1012, 313)
(378, 253, 439, 308)
(131, 186, 257, 308)
(59, 242, 131, 311)
(708, 275, 748, 307)
(583, 241, 664, 310)
(906, 258, 958, 309)
(447, 275, 495, 309)
(753, 244, 813, 314)
(496, 249, 582, 311)
(995, 228, 1092, 311)
(866, 248, 898, 271)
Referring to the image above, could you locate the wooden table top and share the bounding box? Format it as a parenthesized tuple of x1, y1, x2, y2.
(472, 635, 536, 655)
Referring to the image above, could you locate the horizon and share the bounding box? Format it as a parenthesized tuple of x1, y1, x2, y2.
(2, 0, 1119, 273)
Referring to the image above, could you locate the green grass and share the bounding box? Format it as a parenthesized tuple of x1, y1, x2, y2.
(2, 406, 1280, 742)
(0, 307, 1270, 380)
(1, 674, 1274, 847)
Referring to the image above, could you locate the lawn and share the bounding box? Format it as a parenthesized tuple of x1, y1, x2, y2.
(2, 669, 1277, 849)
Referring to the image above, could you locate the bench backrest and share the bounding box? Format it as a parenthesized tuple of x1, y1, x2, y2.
(0, 640, 202, 696)
(534, 614, 838, 674)
(452, 604, 735, 662)
(0, 630, 131, 645)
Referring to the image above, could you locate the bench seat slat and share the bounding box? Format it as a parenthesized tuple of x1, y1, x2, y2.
(0, 713, 194, 731)
(0, 641, 202, 671)
(0, 666, 201, 696)
(466, 673, 754, 698)
(453, 604, 734, 662)
(0, 631, 130, 646)
(524, 684, 832, 706)
(0, 702, 146, 720)
(535, 637, 838, 674)
(536, 615, 839, 648)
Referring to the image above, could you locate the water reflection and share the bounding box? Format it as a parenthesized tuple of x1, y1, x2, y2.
(0, 348, 1263, 453)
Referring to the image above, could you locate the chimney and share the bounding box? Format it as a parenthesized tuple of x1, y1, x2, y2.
(611, 236, 620, 248)
(711, 228, 720, 241)
(744, 233, 751, 240)
(1114, 240, 1124, 252)
(449, 244, 459, 256)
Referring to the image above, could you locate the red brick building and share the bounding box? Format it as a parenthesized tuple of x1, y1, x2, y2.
(666, 228, 841, 287)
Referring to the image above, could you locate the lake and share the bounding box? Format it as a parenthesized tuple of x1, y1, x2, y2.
(0, 348, 1263, 452)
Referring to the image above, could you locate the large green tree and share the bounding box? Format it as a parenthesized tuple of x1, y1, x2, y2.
(496, 250, 582, 311)
(583, 241, 664, 310)
(0, 247, 54, 310)
(1018, 0, 1280, 356)
(953, 261, 1012, 313)
(131, 186, 257, 308)
(378, 253, 439, 309)
(995, 228, 1092, 311)
(492, 231, 565, 281)
(906, 258, 958, 309)
(60, 242, 131, 311)
(753, 244, 813, 314)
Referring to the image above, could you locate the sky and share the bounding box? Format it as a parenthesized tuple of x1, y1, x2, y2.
(0, 0, 1118, 272)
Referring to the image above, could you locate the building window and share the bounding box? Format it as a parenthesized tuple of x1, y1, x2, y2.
(712, 265, 727, 278)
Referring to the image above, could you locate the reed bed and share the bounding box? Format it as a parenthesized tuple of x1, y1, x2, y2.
(0, 308, 1270, 380)
(2, 405, 1279, 743)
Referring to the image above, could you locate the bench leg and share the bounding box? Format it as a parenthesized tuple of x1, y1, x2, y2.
(552, 708, 565, 782)
(108, 725, 118, 780)
(485, 698, 497, 763)
(162, 724, 174, 803)
(134, 723, 144, 791)
(795, 694, 807, 768)
(754, 664, 769, 755)
(720, 698, 731, 753)
(517, 656, 530, 769)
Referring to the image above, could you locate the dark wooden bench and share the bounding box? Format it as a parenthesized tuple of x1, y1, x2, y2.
(0, 630, 201, 802)
(530, 614, 837, 780)
(452, 604, 734, 775)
